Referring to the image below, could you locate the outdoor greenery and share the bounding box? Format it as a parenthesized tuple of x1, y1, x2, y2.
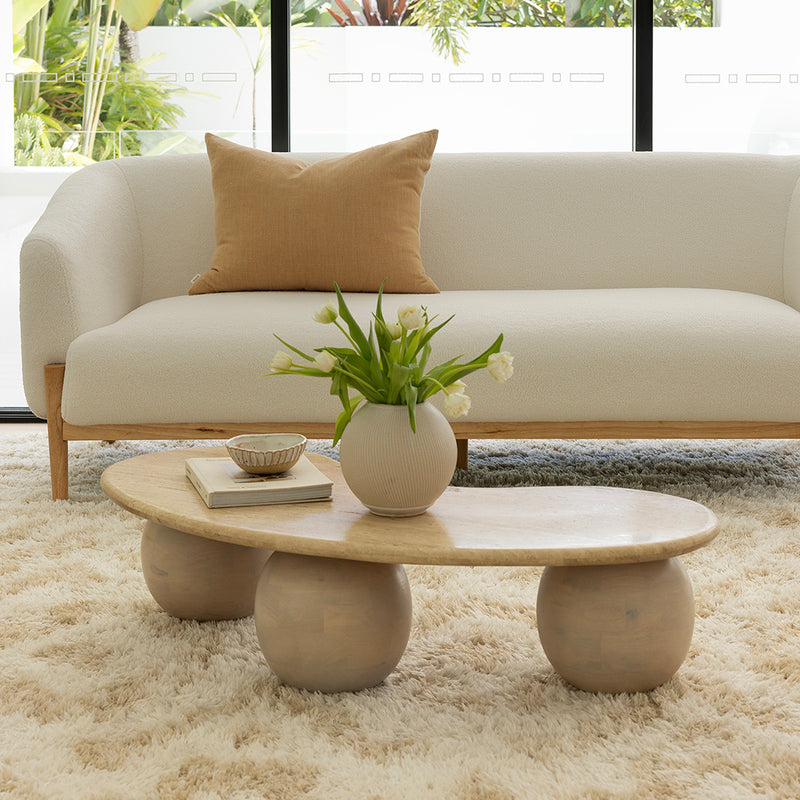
(150, 0, 331, 28)
(14, 112, 90, 165)
(147, 0, 713, 64)
(13, 0, 714, 164)
(13, 0, 187, 163)
(325, 0, 713, 63)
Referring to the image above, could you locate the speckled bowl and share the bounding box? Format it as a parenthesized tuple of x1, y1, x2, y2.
(225, 433, 307, 475)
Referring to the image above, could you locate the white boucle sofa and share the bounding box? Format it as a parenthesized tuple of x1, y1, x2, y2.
(20, 150, 800, 499)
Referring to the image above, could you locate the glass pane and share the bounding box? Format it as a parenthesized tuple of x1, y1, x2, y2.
(128, 129, 269, 156)
(291, 5, 633, 153)
(137, 24, 272, 152)
(14, 127, 118, 165)
(12, 7, 272, 167)
(655, 0, 800, 153)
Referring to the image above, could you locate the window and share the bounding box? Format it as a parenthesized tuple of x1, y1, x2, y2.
(290, 13, 632, 153)
(654, 0, 800, 152)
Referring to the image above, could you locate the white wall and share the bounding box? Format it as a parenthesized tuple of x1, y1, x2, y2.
(0, 171, 73, 408)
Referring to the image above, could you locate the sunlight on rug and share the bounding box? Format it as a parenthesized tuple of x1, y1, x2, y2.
(1, 432, 799, 799)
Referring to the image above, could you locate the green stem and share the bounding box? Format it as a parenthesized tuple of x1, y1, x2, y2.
(82, 0, 119, 158)
(81, 0, 101, 155)
(18, 5, 49, 112)
(31, 6, 48, 107)
(398, 328, 408, 362)
(334, 319, 362, 352)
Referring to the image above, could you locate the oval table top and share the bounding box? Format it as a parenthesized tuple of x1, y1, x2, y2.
(101, 447, 719, 567)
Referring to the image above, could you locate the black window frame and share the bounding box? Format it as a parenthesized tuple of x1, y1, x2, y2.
(270, 0, 656, 154)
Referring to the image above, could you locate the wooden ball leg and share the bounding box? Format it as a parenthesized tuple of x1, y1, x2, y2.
(255, 552, 412, 692)
(536, 558, 695, 693)
(141, 521, 271, 621)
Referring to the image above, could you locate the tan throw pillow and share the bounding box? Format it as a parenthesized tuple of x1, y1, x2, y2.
(190, 130, 440, 295)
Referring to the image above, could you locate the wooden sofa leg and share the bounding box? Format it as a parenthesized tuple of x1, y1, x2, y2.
(45, 364, 69, 500)
(456, 438, 469, 470)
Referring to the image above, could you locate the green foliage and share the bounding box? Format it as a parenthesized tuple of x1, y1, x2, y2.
(148, 0, 712, 40)
(330, 0, 713, 62)
(106, 61, 190, 156)
(149, 0, 193, 24)
(328, 0, 412, 27)
(566, 0, 711, 27)
(114, 0, 716, 71)
(396, 0, 472, 64)
(150, 0, 331, 27)
(14, 0, 715, 161)
(14, 0, 187, 164)
(14, 113, 83, 165)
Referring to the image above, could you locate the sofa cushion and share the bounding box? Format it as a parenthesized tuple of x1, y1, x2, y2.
(190, 131, 440, 296)
(61, 288, 800, 426)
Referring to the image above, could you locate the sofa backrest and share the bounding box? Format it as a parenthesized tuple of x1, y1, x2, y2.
(113, 150, 800, 304)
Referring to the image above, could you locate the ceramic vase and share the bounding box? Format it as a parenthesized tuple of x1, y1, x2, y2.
(339, 401, 457, 517)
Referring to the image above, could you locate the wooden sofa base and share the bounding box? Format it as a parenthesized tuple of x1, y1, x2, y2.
(44, 364, 800, 500)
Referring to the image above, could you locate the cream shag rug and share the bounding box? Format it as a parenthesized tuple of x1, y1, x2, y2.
(1, 432, 799, 800)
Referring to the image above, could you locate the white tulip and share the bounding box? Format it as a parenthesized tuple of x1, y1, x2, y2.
(487, 351, 514, 382)
(397, 304, 425, 331)
(444, 391, 471, 419)
(444, 380, 467, 395)
(312, 301, 338, 324)
(314, 351, 336, 373)
(387, 322, 403, 340)
(270, 351, 293, 371)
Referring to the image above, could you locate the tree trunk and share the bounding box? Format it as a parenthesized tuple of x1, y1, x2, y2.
(118, 19, 140, 63)
(565, 0, 581, 27)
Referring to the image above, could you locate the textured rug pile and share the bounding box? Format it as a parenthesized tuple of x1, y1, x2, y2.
(1, 432, 799, 799)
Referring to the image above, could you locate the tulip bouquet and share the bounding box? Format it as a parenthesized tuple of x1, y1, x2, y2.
(268, 284, 514, 444)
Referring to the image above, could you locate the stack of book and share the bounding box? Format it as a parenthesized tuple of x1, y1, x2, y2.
(185, 455, 333, 509)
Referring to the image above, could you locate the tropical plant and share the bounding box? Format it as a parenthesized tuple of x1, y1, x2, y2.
(565, 0, 712, 27)
(14, 0, 188, 163)
(406, 0, 472, 64)
(268, 284, 514, 443)
(327, 0, 411, 27)
(14, 113, 91, 165)
(325, 0, 713, 65)
(77, 1, 166, 156)
(12, 0, 54, 132)
(150, 0, 332, 28)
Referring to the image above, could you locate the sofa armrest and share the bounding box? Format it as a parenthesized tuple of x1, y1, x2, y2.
(20, 160, 145, 418)
(784, 174, 800, 312)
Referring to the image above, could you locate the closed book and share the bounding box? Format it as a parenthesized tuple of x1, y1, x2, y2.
(185, 455, 333, 508)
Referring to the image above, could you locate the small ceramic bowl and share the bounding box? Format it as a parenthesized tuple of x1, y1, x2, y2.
(225, 433, 307, 475)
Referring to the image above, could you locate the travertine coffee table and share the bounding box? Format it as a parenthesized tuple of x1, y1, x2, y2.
(101, 447, 719, 694)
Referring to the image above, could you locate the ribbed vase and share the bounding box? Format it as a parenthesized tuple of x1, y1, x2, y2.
(339, 401, 457, 517)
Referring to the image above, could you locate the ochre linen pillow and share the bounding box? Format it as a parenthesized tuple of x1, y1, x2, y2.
(189, 130, 440, 295)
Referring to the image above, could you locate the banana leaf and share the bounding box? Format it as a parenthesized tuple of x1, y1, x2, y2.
(12, 0, 49, 32)
(118, 0, 165, 31)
